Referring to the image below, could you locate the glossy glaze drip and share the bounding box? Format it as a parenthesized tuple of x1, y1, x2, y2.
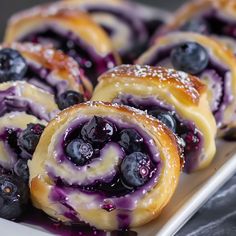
(113, 94, 203, 172)
(19, 27, 117, 86)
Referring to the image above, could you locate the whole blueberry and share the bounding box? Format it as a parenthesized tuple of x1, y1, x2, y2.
(56, 91, 84, 110)
(5, 129, 21, 153)
(180, 18, 209, 34)
(18, 123, 45, 156)
(121, 152, 151, 188)
(14, 159, 29, 183)
(170, 42, 209, 75)
(118, 129, 143, 153)
(148, 110, 177, 133)
(66, 139, 94, 166)
(0, 48, 28, 82)
(81, 116, 115, 144)
(0, 174, 29, 220)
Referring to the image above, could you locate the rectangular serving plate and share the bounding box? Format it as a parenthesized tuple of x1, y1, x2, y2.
(1, 140, 236, 236)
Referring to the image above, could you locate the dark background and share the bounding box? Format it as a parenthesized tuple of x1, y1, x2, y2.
(0, 0, 186, 40)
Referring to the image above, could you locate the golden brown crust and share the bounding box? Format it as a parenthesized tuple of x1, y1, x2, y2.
(29, 101, 181, 230)
(5, 5, 121, 64)
(99, 65, 206, 106)
(160, 0, 236, 34)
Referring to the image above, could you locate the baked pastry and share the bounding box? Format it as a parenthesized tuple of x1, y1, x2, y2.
(60, 0, 170, 62)
(29, 102, 181, 230)
(157, 0, 236, 53)
(137, 32, 236, 138)
(92, 65, 217, 172)
(5, 8, 120, 86)
(0, 43, 91, 105)
(0, 81, 58, 174)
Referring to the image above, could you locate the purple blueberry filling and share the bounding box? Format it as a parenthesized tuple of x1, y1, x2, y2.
(50, 116, 160, 196)
(19, 27, 118, 86)
(113, 94, 203, 173)
(180, 10, 236, 40)
(142, 43, 233, 129)
(85, 7, 148, 62)
(24, 64, 69, 97)
(0, 123, 45, 170)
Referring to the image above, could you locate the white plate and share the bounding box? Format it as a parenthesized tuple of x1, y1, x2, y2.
(1, 140, 236, 236)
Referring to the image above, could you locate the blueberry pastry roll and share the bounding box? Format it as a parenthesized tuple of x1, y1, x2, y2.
(29, 102, 181, 230)
(60, 0, 169, 62)
(157, 0, 236, 53)
(92, 65, 216, 172)
(0, 43, 91, 107)
(0, 81, 58, 178)
(5, 8, 120, 86)
(137, 32, 236, 137)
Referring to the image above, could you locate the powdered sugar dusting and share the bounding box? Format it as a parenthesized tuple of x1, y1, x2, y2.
(100, 65, 206, 104)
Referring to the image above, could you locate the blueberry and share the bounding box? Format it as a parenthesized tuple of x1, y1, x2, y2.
(5, 129, 21, 153)
(118, 129, 143, 153)
(121, 152, 151, 188)
(81, 116, 115, 144)
(14, 159, 29, 183)
(0, 48, 28, 82)
(66, 139, 93, 166)
(170, 42, 209, 75)
(18, 123, 45, 156)
(0, 174, 29, 220)
(148, 110, 177, 132)
(180, 18, 209, 34)
(56, 90, 84, 110)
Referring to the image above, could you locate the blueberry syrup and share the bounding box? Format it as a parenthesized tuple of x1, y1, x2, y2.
(22, 207, 106, 236)
(24, 64, 68, 97)
(21, 207, 137, 236)
(20, 27, 117, 86)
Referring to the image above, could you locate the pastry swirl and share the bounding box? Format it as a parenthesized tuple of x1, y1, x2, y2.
(60, 0, 170, 62)
(157, 0, 236, 53)
(92, 65, 217, 172)
(5, 7, 120, 86)
(137, 32, 236, 137)
(0, 43, 92, 99)
(29, 102, 181, 230)
(0, 81, 58, 170)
